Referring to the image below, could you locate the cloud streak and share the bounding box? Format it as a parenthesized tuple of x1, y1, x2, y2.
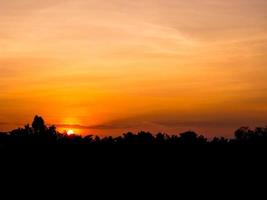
(56, 123, 133, 130)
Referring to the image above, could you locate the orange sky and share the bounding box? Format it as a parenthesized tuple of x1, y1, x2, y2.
(1, 0, 267, 137)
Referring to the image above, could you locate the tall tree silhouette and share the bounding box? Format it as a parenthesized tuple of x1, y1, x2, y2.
(32, 115, 46, 135)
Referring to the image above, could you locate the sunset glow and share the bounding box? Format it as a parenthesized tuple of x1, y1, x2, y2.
(0, 0, 267, 137)
(67, 129, 75, 136)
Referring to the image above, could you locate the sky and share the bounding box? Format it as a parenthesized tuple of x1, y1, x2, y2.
(0, 0, 267, 137)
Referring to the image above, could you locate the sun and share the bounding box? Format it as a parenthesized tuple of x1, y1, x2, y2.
(67, 129, 75, 136)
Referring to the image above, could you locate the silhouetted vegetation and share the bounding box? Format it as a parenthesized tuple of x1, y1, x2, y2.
(0, 115, 267, 147)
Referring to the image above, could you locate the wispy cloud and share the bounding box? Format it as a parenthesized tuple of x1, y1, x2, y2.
(56, 123, 133, 130)
(151, 119, 246, 128)
(0, 67, 16, 78)
(55, 116, 151, 130)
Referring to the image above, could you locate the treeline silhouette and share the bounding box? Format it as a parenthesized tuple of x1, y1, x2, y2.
(0, 115, 267, 147)
(1, 116, 265, 196)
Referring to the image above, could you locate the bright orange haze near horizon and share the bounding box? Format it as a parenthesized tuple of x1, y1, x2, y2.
(1, 0, 267, 137)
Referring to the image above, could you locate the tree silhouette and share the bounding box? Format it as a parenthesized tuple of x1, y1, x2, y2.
(179, 131, 198, 144)
(32, 115, 46, 136)
(211, 137, 229, 145)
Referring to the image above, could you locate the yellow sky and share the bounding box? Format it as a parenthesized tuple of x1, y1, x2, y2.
(1, 0, 267, 137)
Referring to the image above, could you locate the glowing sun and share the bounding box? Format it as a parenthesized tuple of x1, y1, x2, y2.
(67, 129, 75, 136)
